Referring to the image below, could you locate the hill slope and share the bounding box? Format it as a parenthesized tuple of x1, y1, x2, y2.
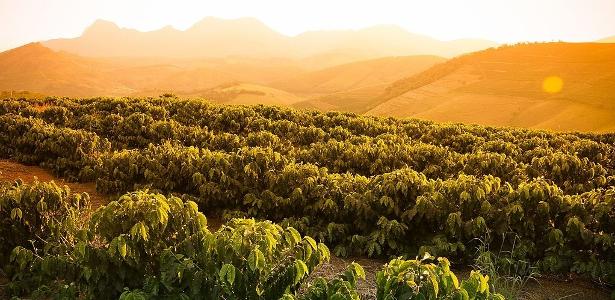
(284, 55, 445, 113)
(273, 55, 445, 94)
(0, 43, 128, 96)
(4, 42, 615, 133)
(367, 43, 615, 132)
(293, 83, 389, 113)
(0, 43, 444, 103)
(0, 43, 307, 97)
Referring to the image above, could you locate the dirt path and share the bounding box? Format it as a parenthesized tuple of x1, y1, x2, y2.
(0, 160, 611, 299)
(521, 275, 612, 300)
(0, 159, 109, 208)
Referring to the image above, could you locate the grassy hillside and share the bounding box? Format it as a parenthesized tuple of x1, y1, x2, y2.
(273, 55, 444, 94)
(287, 56, 444, 113)
(367, 43, 615, 132)
(0, 43, 444, 112)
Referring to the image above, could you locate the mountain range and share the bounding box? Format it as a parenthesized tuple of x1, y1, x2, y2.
(43, 18, 497, 64)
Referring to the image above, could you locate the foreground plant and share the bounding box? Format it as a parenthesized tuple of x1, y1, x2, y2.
(0, 179, 89, 270)
(473, 234, 539, 300)
(7, 189, 331, 299)
(284, 262, 366, 300)
(376, 254, 505, 300)
(2, 182, 508, 300)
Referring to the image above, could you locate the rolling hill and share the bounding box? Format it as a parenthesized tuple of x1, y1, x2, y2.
(0, 43, 307, 97)
(273, 55, 445, 95)
(0, 43, 124, 96)
(281, 55, 445, 113)
(366, 43, 615, 132)
(43, 18, 497, 64)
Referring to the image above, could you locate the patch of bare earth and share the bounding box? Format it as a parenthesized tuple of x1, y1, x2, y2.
(521, 275, 612, 300)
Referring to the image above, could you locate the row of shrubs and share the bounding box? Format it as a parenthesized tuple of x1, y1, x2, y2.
(2, 113, 615, 285)
(1, 180, 503, 299)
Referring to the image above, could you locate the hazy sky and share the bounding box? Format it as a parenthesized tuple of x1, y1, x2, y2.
(1, 0, 614, 51)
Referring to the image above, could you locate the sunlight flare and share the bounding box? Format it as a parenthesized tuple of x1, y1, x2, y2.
(542, 76, 564, 94)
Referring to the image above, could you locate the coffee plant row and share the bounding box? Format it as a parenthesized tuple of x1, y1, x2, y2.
(0, 96, 614, 284)
(1, 98, 613, 193)
(1, 180, 503, 299)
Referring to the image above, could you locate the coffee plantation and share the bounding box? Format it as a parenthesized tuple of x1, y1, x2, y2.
(1, 96, 614, 298)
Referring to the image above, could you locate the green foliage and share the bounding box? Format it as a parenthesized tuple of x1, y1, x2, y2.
(76, 191, 209, 297)
(0, 180, 89, 266)
(472, 235, 539, 300)
(1, 96, 615, 286)
(4, 187, 332, 299)
(376, 254, 504, 300)
(289, 262, 365, 300)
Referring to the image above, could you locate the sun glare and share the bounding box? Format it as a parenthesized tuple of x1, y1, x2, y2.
(542, 76, 564, 94)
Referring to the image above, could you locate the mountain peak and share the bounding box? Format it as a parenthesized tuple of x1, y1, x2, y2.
(41, 16, 497, 59)
(158, 25, 178, 32)
(83, 19, 121, 35)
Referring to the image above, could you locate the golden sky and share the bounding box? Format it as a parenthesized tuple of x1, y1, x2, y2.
(1, 0, 614, 51)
